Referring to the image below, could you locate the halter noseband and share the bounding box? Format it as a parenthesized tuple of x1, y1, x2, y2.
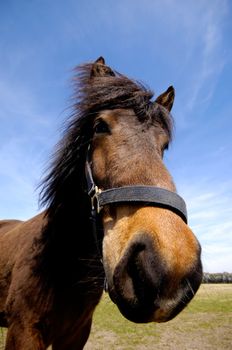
(85, 153, 188, 224)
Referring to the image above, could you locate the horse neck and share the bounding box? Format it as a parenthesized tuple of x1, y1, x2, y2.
(46, 194, 96, 256)
(40, 193, 104, 290)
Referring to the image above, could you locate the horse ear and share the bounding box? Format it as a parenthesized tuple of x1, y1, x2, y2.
(95, 56, 105, 65)
(155, 86, 175, 111)
(90, 56, 115, 78)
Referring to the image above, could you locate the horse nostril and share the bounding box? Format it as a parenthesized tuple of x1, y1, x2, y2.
(113, 235, 163, 304)
(127, 246, 160, 300)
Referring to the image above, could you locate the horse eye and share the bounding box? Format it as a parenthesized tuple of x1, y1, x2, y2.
(163, 143, 169, 151)
(162, 142, 169, 156)
(94, 119, 110, 134)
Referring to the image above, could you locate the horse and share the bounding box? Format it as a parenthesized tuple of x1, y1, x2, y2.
(0, 57, 202, 349)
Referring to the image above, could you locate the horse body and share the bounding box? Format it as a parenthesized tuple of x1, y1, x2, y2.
(0, 57, 202, 349)
(0, 213, 103, 349)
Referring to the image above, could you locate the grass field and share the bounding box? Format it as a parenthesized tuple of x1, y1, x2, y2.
(1, 284, 231, 349)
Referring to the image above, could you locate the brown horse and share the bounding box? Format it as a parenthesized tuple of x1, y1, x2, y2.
(0, 57, 202, 349)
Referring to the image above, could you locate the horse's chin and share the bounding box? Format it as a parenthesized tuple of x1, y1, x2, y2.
(108, 289, 155, 323)
(110, 295, 158, 323)
(108, 289, 185, 324)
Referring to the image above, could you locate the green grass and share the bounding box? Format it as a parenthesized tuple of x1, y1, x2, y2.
(1, 284, 232, 349)
(187, 284, 232, 313)
(85, 284, 232, 350)
(0, 329, 6, 350)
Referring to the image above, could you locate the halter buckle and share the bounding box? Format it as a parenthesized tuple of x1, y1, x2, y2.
(89, 185, 102, 214)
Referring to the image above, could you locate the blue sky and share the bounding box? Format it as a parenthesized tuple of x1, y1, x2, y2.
(0, 0, 231, 272)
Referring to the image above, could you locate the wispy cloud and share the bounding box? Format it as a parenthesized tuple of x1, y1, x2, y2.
(179, 178, 232, 273)
(186, 9, 227, 111)
(165, 0, 229, 131)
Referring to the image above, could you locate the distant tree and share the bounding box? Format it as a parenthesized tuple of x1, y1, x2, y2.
(203, 272, 232, 283)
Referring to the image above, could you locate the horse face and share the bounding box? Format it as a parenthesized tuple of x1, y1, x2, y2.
(91, 108, 202, 323)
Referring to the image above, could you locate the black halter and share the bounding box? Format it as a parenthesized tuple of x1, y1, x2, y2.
(85, 154, 188, 224)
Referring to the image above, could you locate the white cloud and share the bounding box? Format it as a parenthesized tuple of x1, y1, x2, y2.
(203, 244, 232, 273)
(179, 179, 232, 273)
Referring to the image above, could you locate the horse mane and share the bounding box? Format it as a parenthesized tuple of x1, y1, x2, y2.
(39, 62, 173, 219)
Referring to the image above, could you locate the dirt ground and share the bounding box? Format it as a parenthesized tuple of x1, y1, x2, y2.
(85, 313, 232, 350)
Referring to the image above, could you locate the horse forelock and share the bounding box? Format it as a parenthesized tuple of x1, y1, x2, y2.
(74, 63, 173, 138)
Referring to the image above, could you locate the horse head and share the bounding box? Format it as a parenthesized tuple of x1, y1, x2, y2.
(88, 57, 202, 323)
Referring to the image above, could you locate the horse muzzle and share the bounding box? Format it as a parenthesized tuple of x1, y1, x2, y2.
(106, 233, 202, 323)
